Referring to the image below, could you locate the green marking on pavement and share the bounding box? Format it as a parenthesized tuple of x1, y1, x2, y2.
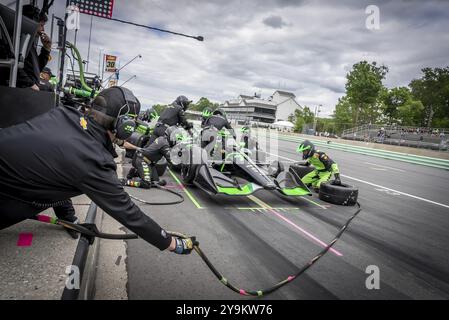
(169, 170, 204, 209)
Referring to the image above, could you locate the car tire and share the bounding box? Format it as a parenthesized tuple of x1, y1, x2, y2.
(181, 163, 198, 184)
(289, 164, 314, 178)
(319, 182, 358, 206)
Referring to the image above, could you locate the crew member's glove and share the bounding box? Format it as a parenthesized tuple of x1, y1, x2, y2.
(185, 122, 194, 130)
(171, 236, 199, 255)
(333, 173, 341, 185)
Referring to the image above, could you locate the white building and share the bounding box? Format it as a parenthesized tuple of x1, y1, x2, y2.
(221, 94, 277, 124)
(221, 90, 302, 125)
(269, 90, 302, 121)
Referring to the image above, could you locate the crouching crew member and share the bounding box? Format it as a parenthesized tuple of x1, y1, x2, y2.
(296, 140, 341, 192)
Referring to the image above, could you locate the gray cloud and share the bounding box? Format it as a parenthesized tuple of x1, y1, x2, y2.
(263, 15, 288, 29)
(4, 0, 447, 116)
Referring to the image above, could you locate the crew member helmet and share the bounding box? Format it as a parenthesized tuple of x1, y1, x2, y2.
(297, 140, 315, 159)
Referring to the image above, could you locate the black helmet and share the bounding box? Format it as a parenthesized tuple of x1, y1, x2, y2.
(175, 95, 192, 110)
(91, 87, 141, 132)
(297, 140, 315, 159)
(212, 108, 227, 120)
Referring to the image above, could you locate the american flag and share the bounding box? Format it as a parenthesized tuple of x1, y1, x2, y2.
(68, 0, 114, 19)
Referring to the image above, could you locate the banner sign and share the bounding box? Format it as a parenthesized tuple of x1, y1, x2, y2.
(68, 0, 114, 19)
(104, 54, 117, 72)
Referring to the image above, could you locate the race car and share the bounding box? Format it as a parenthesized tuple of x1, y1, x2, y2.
(169, 126, 312, 197)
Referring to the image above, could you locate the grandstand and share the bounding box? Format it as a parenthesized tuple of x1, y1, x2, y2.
(341, 124, 448, 151)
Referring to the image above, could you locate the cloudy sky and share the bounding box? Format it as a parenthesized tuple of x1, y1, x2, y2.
(5, 0, 449, 117)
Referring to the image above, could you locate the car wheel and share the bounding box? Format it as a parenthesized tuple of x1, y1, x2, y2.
(181, 163, 198, 184)
(319, 182, 358, 206)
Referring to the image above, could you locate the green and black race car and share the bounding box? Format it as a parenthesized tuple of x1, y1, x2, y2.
(170, 126, 312, 197)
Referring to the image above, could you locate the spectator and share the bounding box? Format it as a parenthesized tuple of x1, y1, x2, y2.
(17, 4, 52, 90)
(38, 67, 54, 92)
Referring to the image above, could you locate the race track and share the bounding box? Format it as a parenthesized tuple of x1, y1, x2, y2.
(123, 136, 449, 300)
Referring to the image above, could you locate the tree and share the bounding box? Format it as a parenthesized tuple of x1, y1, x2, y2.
(381, 86, 424, 126)
(294, 117, 305, 133)
(332, 96, 353, 134)
(410, 67, 449, 127)
(189, 97, 219, 112)
(302, 106, 314, 124)
(290, 106, 314, 133)
(345, 61, 388, 126)
(397, 100, 425, 126)
(152, 104, 167, 115)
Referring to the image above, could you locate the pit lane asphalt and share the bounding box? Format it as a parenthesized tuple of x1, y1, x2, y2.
(123, 138, 449, 300)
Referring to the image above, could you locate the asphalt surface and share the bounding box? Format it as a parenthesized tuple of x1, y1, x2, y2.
(124, 137, 449, 300)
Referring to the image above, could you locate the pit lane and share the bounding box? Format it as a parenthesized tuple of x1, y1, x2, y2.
(122, 137, 449, 299)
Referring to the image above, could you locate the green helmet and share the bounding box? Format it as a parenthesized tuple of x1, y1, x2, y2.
(202, 108, 213, 120)
(297, 140, 315, 159)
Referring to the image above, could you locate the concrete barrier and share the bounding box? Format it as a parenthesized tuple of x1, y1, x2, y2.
(276, 133, 449, 171)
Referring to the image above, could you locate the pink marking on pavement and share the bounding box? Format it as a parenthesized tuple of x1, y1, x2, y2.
(37, 215, 51, 223)
(17, 233, 33, 247)
(267, 208, 343, 257)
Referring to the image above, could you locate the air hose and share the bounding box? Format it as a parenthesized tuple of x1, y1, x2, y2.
(168, 201, 361, 297)
(64, 41, 99, 98)
(127, 184, 184, 205)
(35, 198, 361, 297)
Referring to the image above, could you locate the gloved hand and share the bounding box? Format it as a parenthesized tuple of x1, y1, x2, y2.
(333, 173, 341, 185)
(39, 32, 52, 51)
(185, 122, 194, 130)
(171, 236, 198, 254)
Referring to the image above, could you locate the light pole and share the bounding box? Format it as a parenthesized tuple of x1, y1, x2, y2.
(102, 54, 142, 86)
(313, 104, 322, 134)
(120, 75, 137, 87)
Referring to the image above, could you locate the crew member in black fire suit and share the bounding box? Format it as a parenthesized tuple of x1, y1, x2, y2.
(121, 129, 174, 188)
(0, 87, 197, 254)
(201, 109, 236, 156)
(149, 95, 193, 144)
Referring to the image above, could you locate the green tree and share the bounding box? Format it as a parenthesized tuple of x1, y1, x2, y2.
(332, 96, 353, 134)
(294, 117, 305, 133)
(381, 86, 424, 126)
(290, 106, 314, 133)
(345, 61, 388, 126)
(409, 67, 449, 127)
(302, 106, 314, 124)
(189, 97, 219, 112)
(152, 104, 167, 115)
(397, 100, 425, 126)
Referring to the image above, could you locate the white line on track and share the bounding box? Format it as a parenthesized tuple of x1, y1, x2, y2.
(364, 162, 406, 172)
(266, 152, 449, 210)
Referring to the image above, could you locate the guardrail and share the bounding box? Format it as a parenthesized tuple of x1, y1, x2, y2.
(276, 134, 449, 171)
(61, 202, 100, 300)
